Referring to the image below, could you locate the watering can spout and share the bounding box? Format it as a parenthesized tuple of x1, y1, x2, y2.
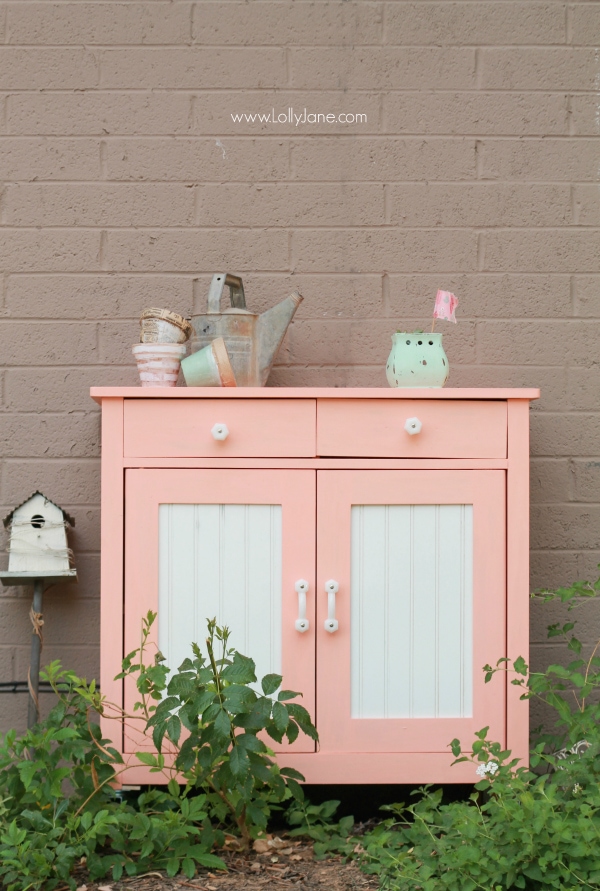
(257, 290, 303, 386)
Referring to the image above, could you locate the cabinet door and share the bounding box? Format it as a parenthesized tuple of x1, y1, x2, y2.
(124, 469, 316, 753)
(316, 470, 506, 754)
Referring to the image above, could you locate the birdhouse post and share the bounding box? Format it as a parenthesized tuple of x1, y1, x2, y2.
(1, 492, 76, 728)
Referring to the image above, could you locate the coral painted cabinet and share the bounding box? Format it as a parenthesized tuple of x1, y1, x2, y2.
(92, 388, 539, 785)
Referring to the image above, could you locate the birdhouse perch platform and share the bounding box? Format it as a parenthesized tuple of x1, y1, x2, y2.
(0, 570, 77, 587)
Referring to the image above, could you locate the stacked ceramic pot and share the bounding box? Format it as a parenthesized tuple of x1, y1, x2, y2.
(133, 308, 192, 387)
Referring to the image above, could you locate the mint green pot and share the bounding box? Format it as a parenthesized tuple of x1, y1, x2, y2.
(386, 332, 449, 388)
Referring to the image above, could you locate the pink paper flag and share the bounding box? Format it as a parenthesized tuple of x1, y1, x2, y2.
(433, 289, 458, 323)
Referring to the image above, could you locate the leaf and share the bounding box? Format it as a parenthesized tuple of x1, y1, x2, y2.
(151, 696, 180, 719)
(223, 684, 255, 715)
(182, 857, 196, 879)
(203, 703, 221, 724)
(195, 852, 227, 870)
(214, 708, 231, 739)
(265, 723, 284, 744)
(136, 751, 159, 767)
(278, 689, 302, 701)
(229, 745, 249, 777)
(261, 674, 283, 695)
(17, 761, 38, 790)
(2, 821, 26, 847)
(246, 803, 268, 829)
(513, 656, 528, 675)
(280, 766, 306, 781)
(53, 727, 80, 741)
(176, 737, 198, 773)
(286, 778, 305, 802)
(166, 714, 182, 744)
(450, 739, 462, 757)
(286, 703, 312, 723)
(221, 653, 256, 685)
(285, 721, 299, 744)
(166, 857, 180, 877)
(236, 698, 273, 732)
(248, 752, 275, 783)
(191, 690, 220, 717)
(272, 701, 289, 732)
(152, 721, 167, 751)
(569, 636, 583, 655)
(235, 733, 266, 753)
(168, 778, 180, 798)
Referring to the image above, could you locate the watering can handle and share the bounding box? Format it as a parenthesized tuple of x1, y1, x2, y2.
(207, 273, 247, 312)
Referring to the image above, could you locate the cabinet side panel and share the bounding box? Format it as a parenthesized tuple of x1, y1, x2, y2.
(507, 400, 530, 766)
(99, 398, 125, 757)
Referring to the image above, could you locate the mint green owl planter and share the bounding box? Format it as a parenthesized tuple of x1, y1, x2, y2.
(386, 332, 449, 388)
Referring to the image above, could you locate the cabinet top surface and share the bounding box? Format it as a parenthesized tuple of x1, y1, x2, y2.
(91, 387, 540, 404)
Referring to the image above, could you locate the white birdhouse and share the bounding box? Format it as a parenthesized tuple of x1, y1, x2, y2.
(2, 492, 75, 575)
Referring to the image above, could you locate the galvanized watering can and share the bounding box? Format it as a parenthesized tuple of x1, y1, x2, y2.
(190, 274, 302, 387)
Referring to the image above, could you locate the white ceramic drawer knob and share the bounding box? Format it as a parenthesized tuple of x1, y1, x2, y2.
(404, 417, 422, 436)
(211, 422, 229, 441)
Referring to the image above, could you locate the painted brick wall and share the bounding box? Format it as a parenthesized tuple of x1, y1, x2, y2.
(1, 1, 599, 734)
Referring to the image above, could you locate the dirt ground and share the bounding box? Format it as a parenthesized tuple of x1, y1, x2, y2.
(69, 835, 380, 891)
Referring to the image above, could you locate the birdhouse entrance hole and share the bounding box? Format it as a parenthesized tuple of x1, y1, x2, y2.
(31, 515, 45, 529)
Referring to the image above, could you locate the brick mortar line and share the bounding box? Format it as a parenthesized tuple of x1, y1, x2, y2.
(0, 1, 579, 3)
(5, 181, 600, 186)
(2, 456, 100, 461)
(531, 549, 600, 553)
(0, 43, 588, 48)
(0, 135, 595, 139)
(0, 134, 593, 141)
(1, 271, 592, 276)
(2, 225, 598, 231)
(4, 88, 600, 94)
(1, 224, 599, 230)
(5, 132, 586, 138)
(4, 180, 600, 184)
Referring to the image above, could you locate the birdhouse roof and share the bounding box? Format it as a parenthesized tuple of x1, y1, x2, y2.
(2, 492, 75, 529)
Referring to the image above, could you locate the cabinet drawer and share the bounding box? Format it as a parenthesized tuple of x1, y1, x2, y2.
(124, 399, 316, 458)
(317, 400, 507, 458)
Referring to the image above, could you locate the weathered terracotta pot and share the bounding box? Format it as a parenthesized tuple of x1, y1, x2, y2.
(386, 332, 449, 388)
(180, 337, 237, 387)
(140, 308, 192, 344)
(132, 343, 187, 387)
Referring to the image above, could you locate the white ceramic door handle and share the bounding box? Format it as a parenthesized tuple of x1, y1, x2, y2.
(404, 416, 422, 435)
(324, 579, 339, 633)
(211, 422, 229, 441)
(294, 579, 309, 632)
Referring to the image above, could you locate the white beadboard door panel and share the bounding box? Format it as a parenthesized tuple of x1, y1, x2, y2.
(316, 470, 506, 754)
(124, 469, 316, 754)
(158, 503, 282, 685)
(350, 504, 473, 720)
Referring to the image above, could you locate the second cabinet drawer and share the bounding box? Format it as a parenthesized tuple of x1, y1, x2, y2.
(317, 400, 507, 458)
(124, 399, 316, 458)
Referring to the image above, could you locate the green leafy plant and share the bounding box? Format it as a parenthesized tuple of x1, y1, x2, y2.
(287, 798, 356, 858)
(0, 613, 319, 889)
(119, 613, 318, 848)
(340, 572, 600, 890)
(0, 663, 224, 890)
